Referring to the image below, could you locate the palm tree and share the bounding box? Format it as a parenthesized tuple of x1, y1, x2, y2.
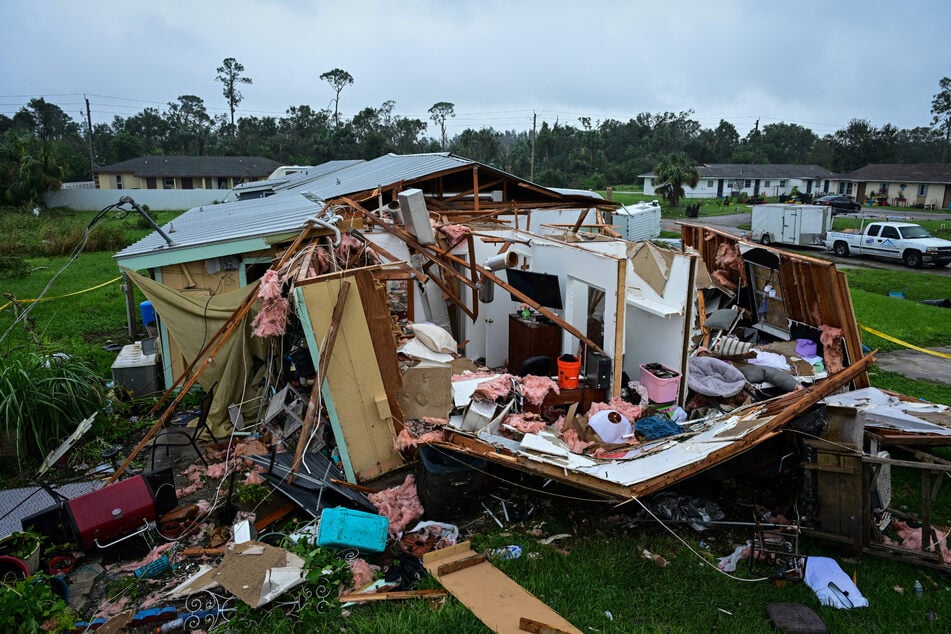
(653, 152, 699, 208)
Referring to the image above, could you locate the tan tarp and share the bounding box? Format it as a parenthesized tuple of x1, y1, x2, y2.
(123, 269, 264, 438)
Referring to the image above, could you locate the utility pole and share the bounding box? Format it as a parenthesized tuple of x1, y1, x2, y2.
(530, 111, 536, 181)
(85, 95, 95, 182)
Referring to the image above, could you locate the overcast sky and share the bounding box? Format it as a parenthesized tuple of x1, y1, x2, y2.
(2, 0, 948, 140)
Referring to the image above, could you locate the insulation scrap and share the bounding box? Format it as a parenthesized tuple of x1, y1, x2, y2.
(335, 232, 378, 269)
(438, 224, 472, 248)
(504, 412, 548, 434)
(394, 427, 449, 451)
(346, 558, 381, 592)
(368, 474, 425, 535)
(561, 426, 595, 454)
(586, 397, 644, 423)
(110, 542, 175, 574)
(205, 461, 230, 479)
(234, 438, 270, 457)
(711, 242, 745, 290)
(883, 520, 951, 564)
(315, 246, 334, 274)
(521, 375, 559, 406)
(819, 324, 845, 373)
(243, 470, 265, 486)
(419, 416, 449, 426)
(451, 371, 498, 382)
(251, 269, 290, 338)
(93, 596, 131, 620)
(472, 373, 516, 401)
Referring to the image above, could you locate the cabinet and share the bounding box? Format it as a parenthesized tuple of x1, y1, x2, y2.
(507, 314, 561, 374)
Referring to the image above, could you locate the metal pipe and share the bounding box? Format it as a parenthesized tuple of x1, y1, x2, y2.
(118, 196, 174, 246)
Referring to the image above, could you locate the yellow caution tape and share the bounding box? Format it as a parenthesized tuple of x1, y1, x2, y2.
(0, 276, 122, 313)
(859, 323, 951, 360)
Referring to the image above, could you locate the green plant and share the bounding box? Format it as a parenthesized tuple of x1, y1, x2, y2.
(0, 529, 45, 559)
(0, 575, 74, 633)
(234, 482, 270, 506)
(0, 346, 105, 473)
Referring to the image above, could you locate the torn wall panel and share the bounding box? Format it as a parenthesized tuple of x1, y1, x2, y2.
(293, 276, 404, 482)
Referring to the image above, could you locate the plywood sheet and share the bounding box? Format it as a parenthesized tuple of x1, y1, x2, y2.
(296, 279, 404, 481)
(423, 541, 582, 634)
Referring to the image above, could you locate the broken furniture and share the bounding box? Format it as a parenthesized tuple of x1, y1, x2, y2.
(521, 380, 606, 415)
(150, 382, 219, 468)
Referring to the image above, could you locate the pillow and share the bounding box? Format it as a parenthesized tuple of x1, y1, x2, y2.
(411, 323, 457, 354)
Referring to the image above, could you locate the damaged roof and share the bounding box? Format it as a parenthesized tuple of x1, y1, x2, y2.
(114, 152, 607, 270)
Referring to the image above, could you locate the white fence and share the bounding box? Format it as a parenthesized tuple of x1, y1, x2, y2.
(44, 188, 226, 211)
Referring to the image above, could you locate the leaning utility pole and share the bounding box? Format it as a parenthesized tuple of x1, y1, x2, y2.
(85, 95, 95, 181)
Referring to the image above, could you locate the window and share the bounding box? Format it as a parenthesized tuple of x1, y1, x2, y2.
(918, 183, 928, 197)
(744, 179, 752, 188)
(880, 226, 900, 240)
(779, 180, 787, 188)
(164, 178, 175, 189)
(879, 182, 888, 194)
(707, 180, 714, 188)
(764, 180, 771, 187)
(846, 182, 853, 194)
(115, 175, 123, 189)
(866, 225, 881, 237)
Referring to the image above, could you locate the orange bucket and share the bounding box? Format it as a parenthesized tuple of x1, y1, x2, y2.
(557, 354, 581, 389)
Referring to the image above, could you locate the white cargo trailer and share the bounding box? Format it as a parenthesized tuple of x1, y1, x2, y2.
(749, 204, 833, 248)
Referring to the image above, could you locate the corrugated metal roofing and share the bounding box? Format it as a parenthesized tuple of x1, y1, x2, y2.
(97, 155, 281, 177)
(115, 153, 476, 262)
(231, 159, 365, 192)
(114, 153, 605, 266)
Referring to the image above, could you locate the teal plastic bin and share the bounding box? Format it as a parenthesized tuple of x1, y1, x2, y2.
(317, 507, 388, 552)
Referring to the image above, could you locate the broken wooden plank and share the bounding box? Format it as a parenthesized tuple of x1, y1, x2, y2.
(340, 589, 448, 604)
(423, 541, 582, 634)
(437, 553, 486, 576)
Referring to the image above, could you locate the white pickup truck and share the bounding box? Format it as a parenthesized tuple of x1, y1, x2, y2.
(823, 221, 951, 268)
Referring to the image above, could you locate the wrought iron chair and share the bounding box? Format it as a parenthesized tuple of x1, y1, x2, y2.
(151, 382, 219, 468)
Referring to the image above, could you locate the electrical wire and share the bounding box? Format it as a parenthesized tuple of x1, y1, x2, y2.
(628, 495, 770, 583)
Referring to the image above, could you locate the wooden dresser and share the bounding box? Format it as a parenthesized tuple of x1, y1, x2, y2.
(507, 314, 561, 374)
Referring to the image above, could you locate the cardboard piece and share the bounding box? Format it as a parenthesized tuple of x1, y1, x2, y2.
(423, 541, 582, 634)
(629, 241, 674, 297)
(398, 363, 453, 419)
(166, 541, 304, 608)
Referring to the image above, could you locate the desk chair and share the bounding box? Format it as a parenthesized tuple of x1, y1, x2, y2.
(518, 355, 553, 377)
(151, 382, 219, 468)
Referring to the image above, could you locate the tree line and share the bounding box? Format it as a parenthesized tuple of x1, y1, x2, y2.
(2, 58, 950, 210)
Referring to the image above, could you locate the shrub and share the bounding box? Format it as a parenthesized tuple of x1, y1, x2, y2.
(0, 255, 30, 279)
(39, 221, 127, 256)
(0, 346, 105, 473)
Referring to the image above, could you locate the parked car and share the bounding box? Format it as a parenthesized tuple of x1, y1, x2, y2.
(815, 195, 861, 214)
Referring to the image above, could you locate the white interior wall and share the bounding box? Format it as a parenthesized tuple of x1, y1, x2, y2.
(623, 250, 695, 387)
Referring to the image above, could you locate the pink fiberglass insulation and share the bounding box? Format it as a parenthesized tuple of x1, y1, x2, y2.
(251, 296, 290, 338)
(110, 542, 175, 574)
(561, 427, 595, 454)
(504, 412, 547, 434)
(235, 438, 269, 457)
(257, 270, 283, 301)
(586, 397, 643, 423)
(438, 224, 472, 248)
(394, 427, 448, 451)
(315, 246, 334, 274)
(712, 242, 745, 290)
(819, 324, 845, 373)
(205, 461, 230, 479)
(521, 375, 559, 406)
(243, 470, 265, 486)
(885, 520, 951, 564)
(345, 558, 382, 593)
(368, 474, 424, 535)
(419, 416, 449, 426)
(473, 374, 515, 401)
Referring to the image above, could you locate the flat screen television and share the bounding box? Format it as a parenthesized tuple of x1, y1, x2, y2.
(505, 269, 563, 309)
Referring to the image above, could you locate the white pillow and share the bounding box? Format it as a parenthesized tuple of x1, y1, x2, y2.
(411, 323, 457, 354)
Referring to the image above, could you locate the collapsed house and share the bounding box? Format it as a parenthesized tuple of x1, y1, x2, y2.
(106, 152, 951, 574)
